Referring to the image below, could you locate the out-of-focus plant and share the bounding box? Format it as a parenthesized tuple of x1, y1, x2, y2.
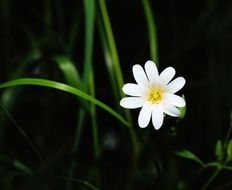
(176, 110, 232, 190)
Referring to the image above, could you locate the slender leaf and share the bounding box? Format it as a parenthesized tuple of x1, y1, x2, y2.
(83, 0, 100, 159)
(215, 140, 223, 161)
(98, 0, 124, 100)
(175, 149, 205, 167)
(142, 0, 159, 64)
(98, 0, 132, 125)
(179, 95, 186, 119)
(0, 78, 130, 127)
(54, 176, 99, 190)
(13, 160, 32, 173)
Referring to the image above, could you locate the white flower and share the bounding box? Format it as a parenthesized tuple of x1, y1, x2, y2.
(120, 60, 186, 130)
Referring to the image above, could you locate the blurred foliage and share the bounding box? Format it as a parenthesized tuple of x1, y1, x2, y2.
(0, 0, 232, 190)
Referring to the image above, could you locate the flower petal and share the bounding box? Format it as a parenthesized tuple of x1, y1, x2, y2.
(144, 60, 158, 83)
(122, 83, 145, 96)
(166, 77, 186, 93)
(138, 103, 152, 128)
(164, 93, 186, 107)
(120, 97, 144, 109)
(152, 105, 164, 130)
(159, 67, 176, 85)
(163, 103, 180, 117)
(132, 64, 149, 87)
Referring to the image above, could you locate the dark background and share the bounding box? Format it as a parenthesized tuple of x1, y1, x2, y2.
(0, 0, 232, 189)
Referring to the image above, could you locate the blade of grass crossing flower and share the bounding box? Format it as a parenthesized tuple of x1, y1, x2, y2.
(98, 0, 124, 96)
(0, 78, 130, 127)
(97, 19, 121, 105)
(142, 0, 159, 64)
(97, 1, 139, 159)
(98, 0, 132, 125)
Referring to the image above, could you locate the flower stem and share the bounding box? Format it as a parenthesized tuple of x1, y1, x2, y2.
(201, 111, 232, 190)
(201, 168, 220, 190)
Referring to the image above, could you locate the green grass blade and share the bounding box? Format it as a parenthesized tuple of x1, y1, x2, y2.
(98, 0, 124, 99)
(83, 0, 100, 159)
(0, 78, 129, 126)
(97, 1, 139, 159)
(142, 0, 159, 64)
(97, 19, 120, 105)
(98, 0, 133, 125)
(83, 0, 95, 86)
(54, 176, 99, 190)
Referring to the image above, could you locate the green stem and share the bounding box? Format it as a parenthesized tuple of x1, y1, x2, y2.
(0, 102, 42, 162)
(201, 112, 232, 190)
(224, 111, 232, 148)
(142, 0, 159, 64)
(98, 0, 139, 161)
(201, 168, 220, 190)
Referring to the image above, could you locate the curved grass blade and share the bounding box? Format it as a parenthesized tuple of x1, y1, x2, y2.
(98, 0, 133, 125)
(142, 0, 159, 64)
(54, 176, 99, 190)
(98, 0, 125, 100)
(0, 78, 129, 127)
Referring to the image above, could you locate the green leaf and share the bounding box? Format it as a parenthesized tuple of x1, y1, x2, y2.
(179, 95, 186, 119)
(0, 78, 130, 127)
(227, 139, 232, 161)
(175, 149, 205, 167)
(13, 160, 32, 173)
(215, 140, 223, 161)
(54, 55, 82, 89)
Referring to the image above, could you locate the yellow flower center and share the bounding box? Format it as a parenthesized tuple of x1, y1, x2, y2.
(147, 87, 164, 104)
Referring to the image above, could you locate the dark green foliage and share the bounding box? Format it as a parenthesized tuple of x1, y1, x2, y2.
(0, 0, 232, 190)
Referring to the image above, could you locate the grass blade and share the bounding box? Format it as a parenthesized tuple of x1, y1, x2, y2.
(0, 78, 129, 127)
(83, 0, 100, 159)
(142, 0, 159, 64)
(98, 0, 125, 100)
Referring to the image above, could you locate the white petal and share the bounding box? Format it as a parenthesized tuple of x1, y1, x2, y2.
(120, 97, 144, 109)
(159, 67, 176, 85)
(138, 103, 152, 128)
(152, 105, 164, 130)
(132, 64, 149, 87)
(163, 103, 180, 117)
(166, 77, 186, 93)
(164, 93, 186, 107)
(144, 60, 158, 83)
(122, 83, 145, 96)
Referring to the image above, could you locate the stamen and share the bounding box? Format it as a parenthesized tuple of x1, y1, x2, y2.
(147, 87, 164, 104)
